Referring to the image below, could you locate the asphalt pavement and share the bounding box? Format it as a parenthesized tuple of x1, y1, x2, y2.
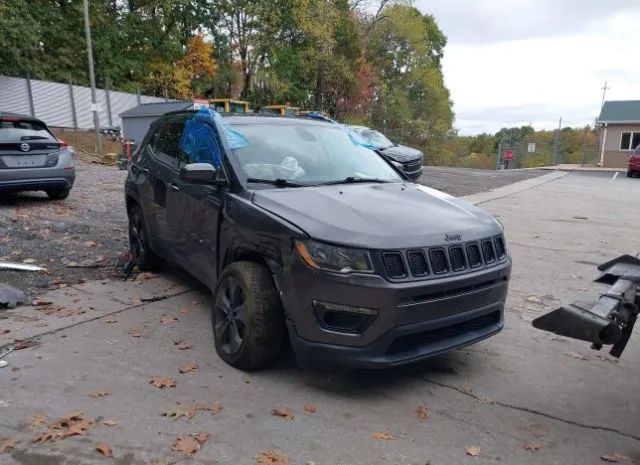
(1, 171, 639, 464)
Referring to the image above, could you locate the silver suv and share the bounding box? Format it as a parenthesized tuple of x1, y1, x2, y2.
(0, 113, 75, 199)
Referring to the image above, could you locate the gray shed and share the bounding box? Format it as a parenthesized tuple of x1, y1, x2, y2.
(119, 101, 193, 145)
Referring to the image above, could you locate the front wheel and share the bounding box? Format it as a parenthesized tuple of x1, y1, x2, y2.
(212, 261, 285, 370)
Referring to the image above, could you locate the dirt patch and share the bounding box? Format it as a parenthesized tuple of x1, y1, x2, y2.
(51, 128, 121, 155)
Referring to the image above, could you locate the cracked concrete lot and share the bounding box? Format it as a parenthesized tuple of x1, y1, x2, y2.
(0, 171, 639, 465)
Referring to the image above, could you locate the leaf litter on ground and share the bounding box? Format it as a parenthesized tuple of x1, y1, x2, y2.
(271, 408, 294, 420)
(256, 449, 289, 465)
(149, 376, 176, 388)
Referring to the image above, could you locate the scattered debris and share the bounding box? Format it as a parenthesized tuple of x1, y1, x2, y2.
(39, 307, 86, 318)
(565, 351, 589, 361)
(466, 446, 482, 457)
(128, 328, 142, 337)
(160, 316, 178, 324)
(0, 284, 27, 309)
(162, 404, 196, 420)
(416, 405, 429, 422)
(178, 362, 198, 374)
(32, 412, 93, 443)
(525, 296, 545, 305)
(149, 376, 176, 388)
(256, 450, 289, 465)
(88, 390, 110, 398)
(102, 419, 119, 427)
(271, 408, 294, 420)
(196, 401, 223, 415)
(96, 442, 114, 457)
(304, 404, 316, 414)
(0, 261, 45, 272)
(371, 431, 394, 441)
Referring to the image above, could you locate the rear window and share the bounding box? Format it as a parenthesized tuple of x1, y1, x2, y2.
(0, 120, 55, 141)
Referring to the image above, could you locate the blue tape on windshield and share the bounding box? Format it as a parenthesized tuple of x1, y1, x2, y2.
(179, 107, 248, 168)
(306, 111, 376, 150)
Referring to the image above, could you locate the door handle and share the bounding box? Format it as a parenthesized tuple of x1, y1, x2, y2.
(168, 183, 180, 192)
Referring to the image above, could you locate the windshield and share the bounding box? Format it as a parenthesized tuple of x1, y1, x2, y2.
(0, 120, 55, 141)
(360, 129, 394, 149)
(229, 123, 402, 185)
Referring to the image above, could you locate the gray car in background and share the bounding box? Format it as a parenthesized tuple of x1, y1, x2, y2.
(0, 113, 75, 199)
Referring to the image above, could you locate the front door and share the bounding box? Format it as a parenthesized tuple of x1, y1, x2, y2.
(168, 121, 225, 287)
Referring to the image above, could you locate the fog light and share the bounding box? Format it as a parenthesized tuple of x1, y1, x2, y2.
(312, 300, 378, 316)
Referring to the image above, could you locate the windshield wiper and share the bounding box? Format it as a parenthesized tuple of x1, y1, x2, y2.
(316, 176, 392, 186)
(246, 178, 307, 188)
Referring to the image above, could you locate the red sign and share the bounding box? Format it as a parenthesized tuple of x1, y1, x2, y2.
(504, 150, 514, 160)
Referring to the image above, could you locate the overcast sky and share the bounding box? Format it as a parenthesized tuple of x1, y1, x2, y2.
(414, 0, 640, 135)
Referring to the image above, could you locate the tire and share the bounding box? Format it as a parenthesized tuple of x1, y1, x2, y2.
(628, 171, 632, 178)
(46, 188, 71, 200)
(212, 261, 285, 370)
(127, 204, 164, 271)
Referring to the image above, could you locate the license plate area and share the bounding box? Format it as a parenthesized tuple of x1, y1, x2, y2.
(1, 155, 47, 168)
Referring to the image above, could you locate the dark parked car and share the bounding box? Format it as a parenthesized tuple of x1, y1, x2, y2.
(348, 125, 424, 181)
(125, 111, 511, 370)
(0, 113, 75, 199)
(628, 144, 640, 177)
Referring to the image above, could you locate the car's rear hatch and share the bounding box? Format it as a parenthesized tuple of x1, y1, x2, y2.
(0, 117, 63, 169)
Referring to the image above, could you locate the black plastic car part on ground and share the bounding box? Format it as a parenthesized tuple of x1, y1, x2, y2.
(124, 111, 510, 371)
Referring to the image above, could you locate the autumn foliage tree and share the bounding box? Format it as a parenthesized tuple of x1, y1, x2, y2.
(178, 34, 217, 98)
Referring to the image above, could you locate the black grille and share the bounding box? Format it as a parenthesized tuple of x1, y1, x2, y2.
(449, 246, 467, 271)
(384, 252, 407, 278)
(429, 249, 448, 274)
(403, 160, 422, 171)
(494, 236, 506, 259)
(467, 243, 482, 268)
(482, 240, 495, 263)
(407, 250, 429, 276)
(386, 311, 502, 355)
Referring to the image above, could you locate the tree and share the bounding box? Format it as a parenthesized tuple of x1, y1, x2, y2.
(178, 33, 217, 97)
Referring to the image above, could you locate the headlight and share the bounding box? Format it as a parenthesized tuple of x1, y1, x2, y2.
(295, 240, 373, 274)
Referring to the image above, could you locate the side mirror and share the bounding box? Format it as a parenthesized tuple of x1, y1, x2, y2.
(180, 163, 218, 184)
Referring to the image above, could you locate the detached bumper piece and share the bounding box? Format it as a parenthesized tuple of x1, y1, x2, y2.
(532, 254, 640, 358)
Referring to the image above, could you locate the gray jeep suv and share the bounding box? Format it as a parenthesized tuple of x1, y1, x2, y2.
(125, 110, 511, 370)
(0, 113, 75, 199)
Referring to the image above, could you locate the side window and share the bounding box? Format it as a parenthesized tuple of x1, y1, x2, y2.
(151, 117, 186, 167)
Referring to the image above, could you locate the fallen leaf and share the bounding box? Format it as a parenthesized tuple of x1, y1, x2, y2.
(101, 318, 118, 324)
(32, 299, 53, 306)
(195, 432, 209, 445)
(256, 449, 289, 465)
(102, 420, 118, 427)
(304, 404, 316, 414)
(13, 339, 39, 350)
(88, 390, 110, 398)
(466, 446, 482, 457)
(25, 415, 48, 428)
(179, 307, 189, 314)
(601, 453, 633, 463)
(0, 438, 18, 454)
(135, 272, 157, 281)
(149, 376, 176, 388)
(178, 362, 198, 374)
(96, 442, 113, 457)
(177, 343, 193, 350)
(525, 296, 545, 305)
(171, 435, 201, 456)
(40, 307, 86, 318)
(523, 443, 541, 452)
(271, 408, 294, 420)
(160, 316, 178, 324)
(195, 401, 223, 415)
(32, 430, 64, 443)
(161, 404, 195, 420)
(527, 422, 549, 437)
(128, 328, 142, 337)
(33, 412, 93, 443)
(371, 431, 394, 441)
(84, 241, 98, 247)
(416, 405, 428, 422)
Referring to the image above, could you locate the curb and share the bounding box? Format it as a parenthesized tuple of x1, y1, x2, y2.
(462, 171, 569, 206)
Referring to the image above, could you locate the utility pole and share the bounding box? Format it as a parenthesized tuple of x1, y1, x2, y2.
(83, 0, 101, 154)
(551, 117, 562, 165)
(600, 81, 610, 108)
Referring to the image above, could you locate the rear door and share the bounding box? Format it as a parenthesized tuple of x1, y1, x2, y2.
(0, 117, 63, 170)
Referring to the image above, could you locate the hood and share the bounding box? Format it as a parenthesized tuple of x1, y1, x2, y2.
(380, 144, 423, 162)
(252, 183, 501, 249)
